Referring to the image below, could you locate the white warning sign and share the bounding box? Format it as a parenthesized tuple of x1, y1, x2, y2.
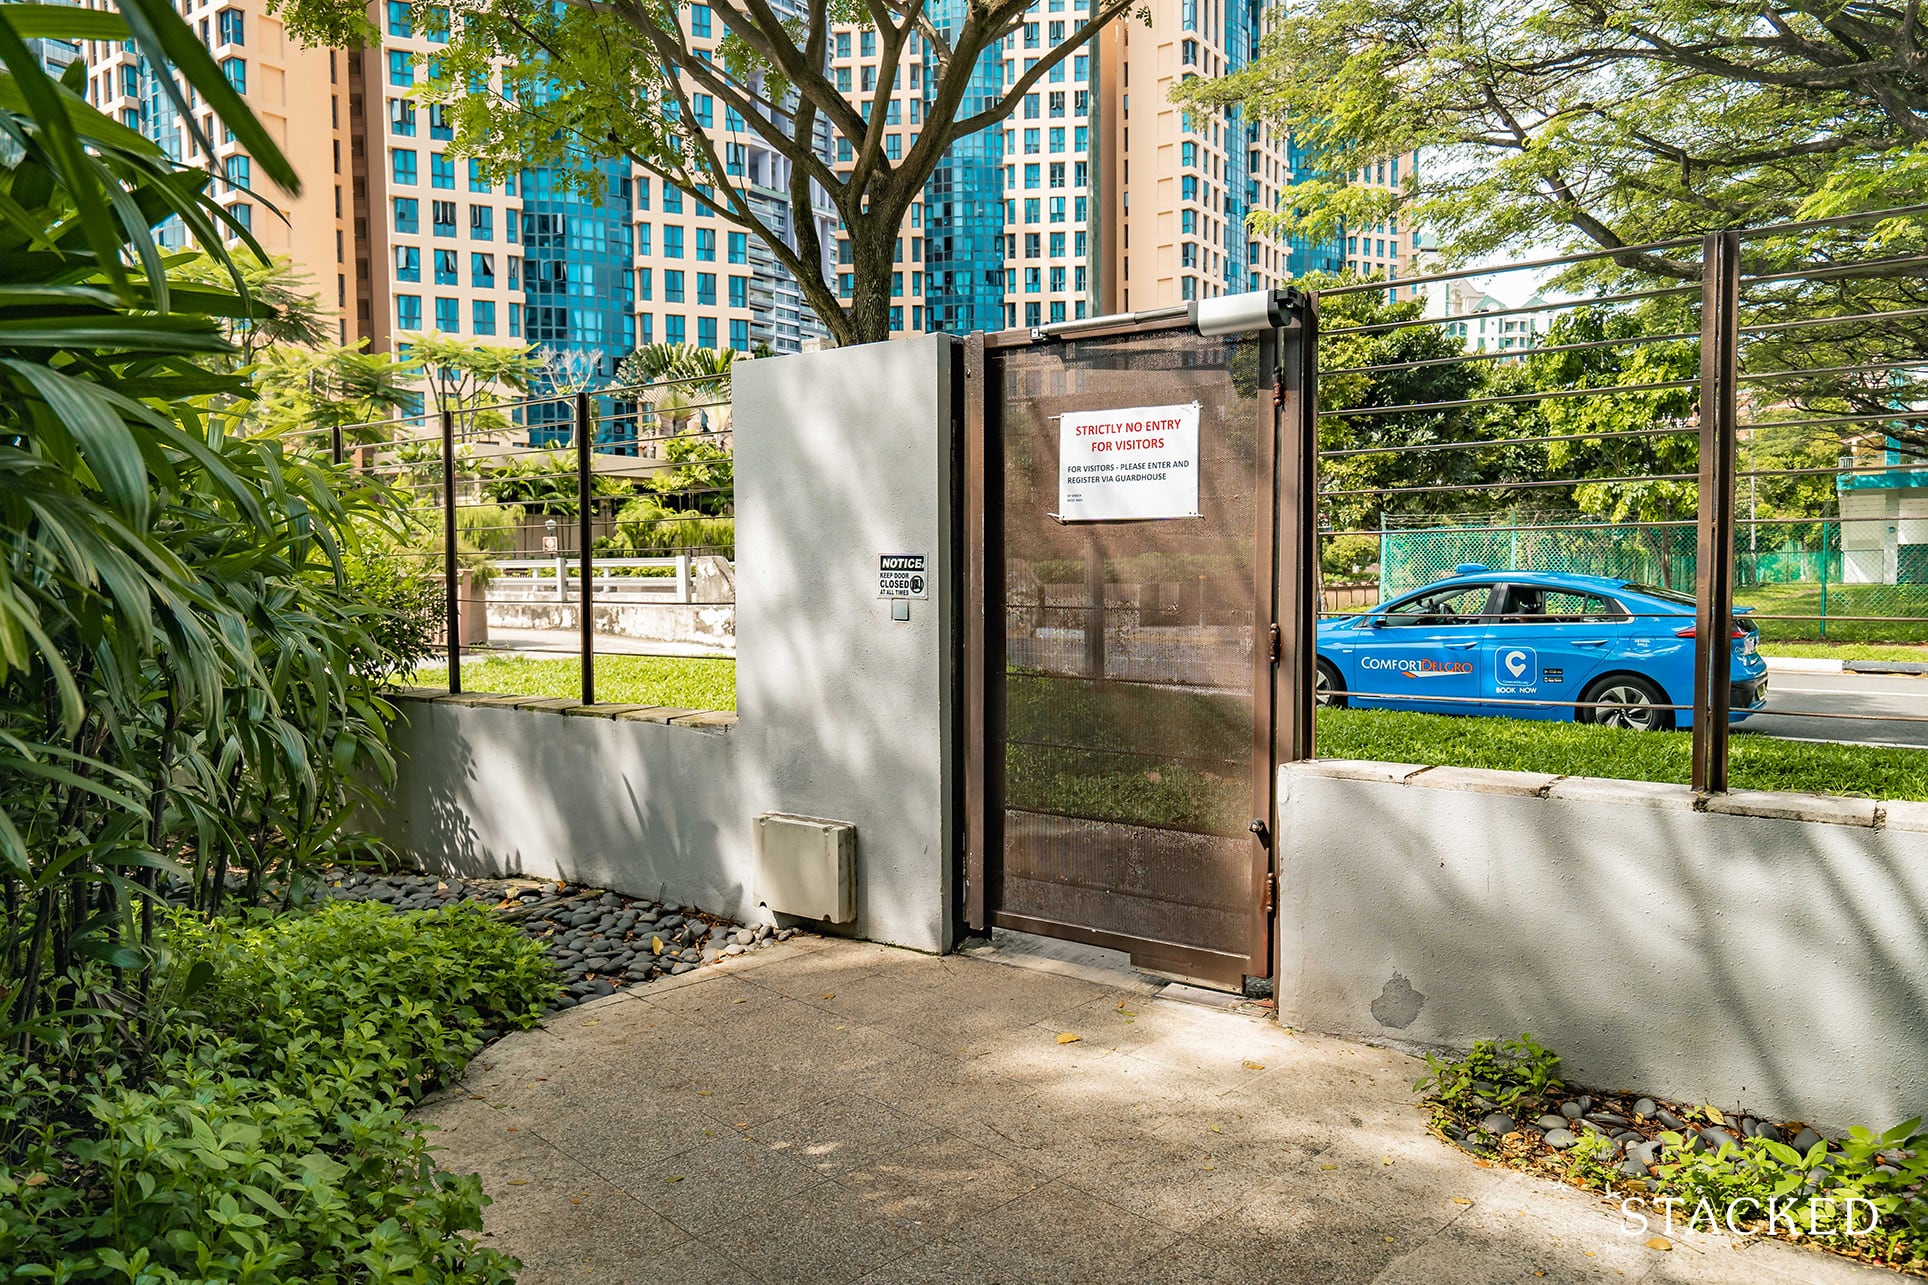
(1058, 401, 1201, 521)
(879, 554, 929, 599)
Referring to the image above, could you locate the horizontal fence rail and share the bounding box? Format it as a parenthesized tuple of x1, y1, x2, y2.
(300, 371, 740, 705)
(1308, 205, 1928, 789)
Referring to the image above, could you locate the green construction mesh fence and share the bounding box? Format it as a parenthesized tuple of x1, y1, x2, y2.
(1372, 518, 1928, 643)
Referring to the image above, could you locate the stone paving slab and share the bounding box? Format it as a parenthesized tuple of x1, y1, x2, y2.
(417, 938, 1890, 1284)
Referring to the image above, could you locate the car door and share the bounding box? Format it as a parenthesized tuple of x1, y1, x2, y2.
(1484, 584, 1627, 720)
(1349, 582, 1495, 715)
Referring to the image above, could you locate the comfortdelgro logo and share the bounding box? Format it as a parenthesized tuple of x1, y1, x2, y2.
(1358, 656, 1476, 678)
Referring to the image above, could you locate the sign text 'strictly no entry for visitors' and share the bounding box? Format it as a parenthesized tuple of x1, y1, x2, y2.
(1057, 402, 1201, 522)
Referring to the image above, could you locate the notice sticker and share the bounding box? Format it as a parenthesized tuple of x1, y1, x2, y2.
(1058, 402, 1201, 522)
(879, 554, 928, 599)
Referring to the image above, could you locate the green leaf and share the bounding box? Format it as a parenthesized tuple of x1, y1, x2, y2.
(1, 359, 151, 524)
(113, 0, 300, 197)
(0, 5, 129, 41)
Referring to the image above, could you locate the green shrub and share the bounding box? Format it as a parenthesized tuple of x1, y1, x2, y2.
(167, 901, 559, 1106)
(1654, 1120, 1928, 1264)
(0, 902, 557, 1281)
(343, 554, 446, 682)
(1415, 1033, 1563, 1125)
(1420, 1035, 1928, 1270)
(1321, 533, 1380, 579)
(0, 1062, 515, 1283)
(602, 495, 734, 557)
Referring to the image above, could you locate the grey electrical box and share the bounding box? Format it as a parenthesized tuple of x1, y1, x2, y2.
(754, 813, 857, 923)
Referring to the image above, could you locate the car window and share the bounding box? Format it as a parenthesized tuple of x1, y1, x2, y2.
(1495, 586, 1624, 623)
(1381, 584, 1492, 627)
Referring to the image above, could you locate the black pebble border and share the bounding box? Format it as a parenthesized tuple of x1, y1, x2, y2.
(315, 866, 798, 1014)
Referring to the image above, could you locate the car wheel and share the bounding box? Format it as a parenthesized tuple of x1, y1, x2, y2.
(1315, 659, 1346, 709)
(1582, 675, 1674, 732)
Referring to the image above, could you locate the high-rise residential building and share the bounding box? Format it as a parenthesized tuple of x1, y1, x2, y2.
(77, 0, 1417, 393)
(11, 0, 80, 79)
(922, 0, 1008, 336)
(79, 0, 361, 342)
(1337, 152, 1423, 284)
(359, 0, 528, 363)
(830, 0, 1410, 340)
(79, 0, 832, 392)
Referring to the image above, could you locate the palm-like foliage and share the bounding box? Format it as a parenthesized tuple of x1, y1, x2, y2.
(1, 0, 413, 1051)
(614, 342, 738, 437)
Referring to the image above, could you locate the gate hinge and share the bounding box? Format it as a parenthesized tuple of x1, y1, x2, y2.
(1267, 623, 1281, 665)
(1263, 870, 1277, 914)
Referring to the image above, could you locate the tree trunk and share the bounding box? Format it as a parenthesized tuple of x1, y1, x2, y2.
(840, 219, 904, 346)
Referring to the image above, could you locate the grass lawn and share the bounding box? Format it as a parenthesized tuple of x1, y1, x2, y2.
(1004, 672, 1250, 833)
(409, 652, 737, 711)
(1317, 706, 1928, 800)
(1740, 581, 1928, 645)
(1759, 641, 1928, 663)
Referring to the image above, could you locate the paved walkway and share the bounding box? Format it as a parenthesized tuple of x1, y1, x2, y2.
(418, 937, 1883, 1283)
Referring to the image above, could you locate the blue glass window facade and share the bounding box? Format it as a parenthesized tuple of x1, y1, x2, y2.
(921, 0, 1006, 335)
(520, 161, 636, 446)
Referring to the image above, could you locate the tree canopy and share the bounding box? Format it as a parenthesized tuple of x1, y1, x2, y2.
(1181, 0, 1928, 272)
(275, 0, 1142, 345)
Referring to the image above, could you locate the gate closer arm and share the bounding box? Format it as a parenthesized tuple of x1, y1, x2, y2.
(1021, 288, 1303, 344)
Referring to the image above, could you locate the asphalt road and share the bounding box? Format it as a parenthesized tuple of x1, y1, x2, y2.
(1745, 669, 1928, 748)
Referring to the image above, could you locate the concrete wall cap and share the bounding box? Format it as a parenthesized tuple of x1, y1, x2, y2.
(1883, 799, 1928, 834)
(1542, 775, 1701, 810)
(1283, 760, 1432, 785)
(1407, 765, 1562, 797)
(560, 703, 661, 719)
(614, 706, 699, 724)
(431, 692, 529, 708)
(1702, 789, 1878, 827)
(668, 710, 739, 731)
(387, 686, 447, 701)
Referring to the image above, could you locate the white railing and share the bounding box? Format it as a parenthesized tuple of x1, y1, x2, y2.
(490, 556, 693, 603)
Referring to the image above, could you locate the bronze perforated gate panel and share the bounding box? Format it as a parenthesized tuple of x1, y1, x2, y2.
(966, 322, 1278, 988)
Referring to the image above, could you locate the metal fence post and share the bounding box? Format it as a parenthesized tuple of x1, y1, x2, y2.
(1279, 292, 1318, 763)
(575, 391, 595, 706)
(1820, 521, 1831, 638)
(1692, 230, 1741, 792)
(441, 408, 461, 696)
(331, 421, 344, 467)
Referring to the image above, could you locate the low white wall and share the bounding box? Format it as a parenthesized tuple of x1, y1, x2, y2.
(380, 695, 749, 910)
(377, 336, 958, 954)
(1276, 761, 1928, 1131)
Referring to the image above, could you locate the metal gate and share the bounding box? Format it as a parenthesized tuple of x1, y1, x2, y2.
(961, 299, 1315, 989)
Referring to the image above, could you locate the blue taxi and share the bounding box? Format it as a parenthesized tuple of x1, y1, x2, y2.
(1315, 566, 1768, 730)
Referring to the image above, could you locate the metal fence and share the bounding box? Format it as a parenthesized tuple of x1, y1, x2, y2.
(1314, 206, 1928, 787)
(294, 373, 738, 705)
(1375, 516, 1928, 641)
